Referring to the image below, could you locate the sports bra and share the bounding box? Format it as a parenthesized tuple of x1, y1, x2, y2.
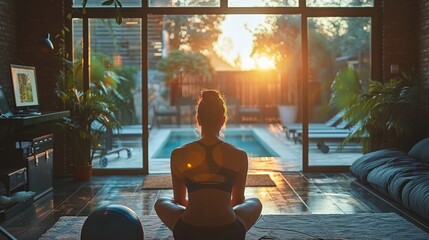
(184, 140, 238, 193)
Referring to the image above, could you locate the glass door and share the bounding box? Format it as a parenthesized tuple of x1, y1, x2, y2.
(306, 16, 371, 169)
(69, 0, 378, 174)
(147, 14, 301, 174)
(73, 18, 145, 172)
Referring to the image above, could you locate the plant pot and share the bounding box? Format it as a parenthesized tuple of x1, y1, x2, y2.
(277, 105, 298, 124)
(72, 165, 92, 181)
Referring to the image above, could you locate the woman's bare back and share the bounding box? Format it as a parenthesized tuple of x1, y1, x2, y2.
(171, 140, 248, 226)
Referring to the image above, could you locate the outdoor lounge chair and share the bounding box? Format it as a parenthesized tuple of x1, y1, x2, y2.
(94, 124, 155, 168)
(227, 97, 262, 123)
(91, 121, 133, 168)
(177, 96, 196, 126)
(295, 132, 352, 153)
(292, 120, 351, 142)
(152, 97, 196, 127)
(295, 125, 363, 153)
(279, 108, 344, 141)
(152, 104, 180, 126)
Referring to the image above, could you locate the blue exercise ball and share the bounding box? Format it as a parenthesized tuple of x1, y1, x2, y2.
(81, 204, 144, 240)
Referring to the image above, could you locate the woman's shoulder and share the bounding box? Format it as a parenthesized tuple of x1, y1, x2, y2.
(172, 141, 198, 154)
(181, 140, 199, 148)
(220, 141, 247, 156)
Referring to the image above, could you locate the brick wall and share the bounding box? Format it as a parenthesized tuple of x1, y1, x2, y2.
(16, 0, 65, 111)
(0, 0, 17, 106)
(17, 0, 69, 177)
(0, 0, 65, 111)
(382, 0, 419, 82)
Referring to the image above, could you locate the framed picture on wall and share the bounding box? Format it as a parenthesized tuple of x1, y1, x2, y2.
(10, 64, 40, 110)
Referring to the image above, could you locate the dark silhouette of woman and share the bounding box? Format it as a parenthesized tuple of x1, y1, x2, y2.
(155, 89, 262, 240)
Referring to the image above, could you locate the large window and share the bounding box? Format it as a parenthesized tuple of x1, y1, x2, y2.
(307, 17, 371, 167)
(70, 0, 379, 174)
(72, 17, 143, 172)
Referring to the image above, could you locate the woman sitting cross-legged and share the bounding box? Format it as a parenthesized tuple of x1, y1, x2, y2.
(155, 89, 262, 240)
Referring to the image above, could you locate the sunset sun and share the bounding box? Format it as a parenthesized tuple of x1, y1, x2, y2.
(254, 55, 276, 70)
(214, 14, 275, 70)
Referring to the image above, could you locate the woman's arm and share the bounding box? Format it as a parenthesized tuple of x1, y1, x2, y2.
(231, 151, 248, 207)
(171, 149, 188, 207)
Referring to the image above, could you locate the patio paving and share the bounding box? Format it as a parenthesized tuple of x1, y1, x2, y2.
(92, 123, 363, 172)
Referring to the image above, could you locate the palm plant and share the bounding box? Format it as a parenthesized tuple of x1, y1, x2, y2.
(55, 60, 121, 167)
(330, 67, 429, 151)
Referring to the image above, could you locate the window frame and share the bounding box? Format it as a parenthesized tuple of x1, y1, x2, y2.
(67, 0, 381, 174)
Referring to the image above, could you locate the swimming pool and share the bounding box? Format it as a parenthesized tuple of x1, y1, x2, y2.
(152, 129, 279, 158)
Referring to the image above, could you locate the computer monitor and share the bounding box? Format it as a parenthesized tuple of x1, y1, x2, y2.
(10, 64, 40, 113)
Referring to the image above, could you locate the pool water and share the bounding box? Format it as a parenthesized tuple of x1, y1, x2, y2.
(153, 130, 279, 158)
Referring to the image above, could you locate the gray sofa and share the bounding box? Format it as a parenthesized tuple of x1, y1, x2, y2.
(350, 137, 429, 220)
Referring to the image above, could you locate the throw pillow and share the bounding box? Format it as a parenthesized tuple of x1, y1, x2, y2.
(408, 137, 429, 163)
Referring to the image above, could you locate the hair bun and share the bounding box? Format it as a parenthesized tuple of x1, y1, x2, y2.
(197, 89, 227, 130)
(202, 90, 219, 101)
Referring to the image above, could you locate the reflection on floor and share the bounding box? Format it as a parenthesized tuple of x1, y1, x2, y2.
(2, 172, 428, 239)
(92, 123, 364, 172)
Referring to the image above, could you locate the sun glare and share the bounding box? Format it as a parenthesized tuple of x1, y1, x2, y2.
(254, 56, 276, 70)
(214, 14, 275, 70)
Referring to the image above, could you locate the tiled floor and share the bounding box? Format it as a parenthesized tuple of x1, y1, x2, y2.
(1, 172, 429, 240)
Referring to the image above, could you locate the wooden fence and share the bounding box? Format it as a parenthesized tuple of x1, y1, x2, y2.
(171, 70, 308, 122)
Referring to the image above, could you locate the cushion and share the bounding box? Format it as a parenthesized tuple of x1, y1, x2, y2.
(401, 175, 429, 220)
(408, 137, 429, 163)
(388, 167, 429, 203)
(366, 157, 419, 197)
(0, 191, 35, 208)
(350, 149, 408, 182)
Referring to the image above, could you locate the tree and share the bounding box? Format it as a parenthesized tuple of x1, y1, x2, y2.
(156, 50, 215, 106)
(252, 15, 370, 71)
(251, 15, 302, 106)
(156, 50, 214, 82)
(251, 14, 370, 106)
(252, 15, 301, 72)
(162, 15, 225, 53)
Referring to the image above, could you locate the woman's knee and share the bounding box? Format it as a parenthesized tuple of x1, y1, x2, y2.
(246, 198, 262, 212)
(154, 197, 173, 213)
(154, 197, 184, 231)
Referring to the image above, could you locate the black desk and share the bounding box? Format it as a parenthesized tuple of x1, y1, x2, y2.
(0, 110, 70, 152)
(0, 111, 69, 240)
(0, 111, 69, 128)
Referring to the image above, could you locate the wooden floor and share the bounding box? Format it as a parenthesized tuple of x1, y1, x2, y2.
(1, 172, 429, 240)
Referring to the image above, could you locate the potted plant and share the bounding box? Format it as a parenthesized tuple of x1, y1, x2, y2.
(55, 61, 121, 181)
(330, 67, 429, 152)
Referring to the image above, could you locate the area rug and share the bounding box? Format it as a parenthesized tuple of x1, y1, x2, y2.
(40, 213, 429, 240)
(141, 174, 276, 189)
